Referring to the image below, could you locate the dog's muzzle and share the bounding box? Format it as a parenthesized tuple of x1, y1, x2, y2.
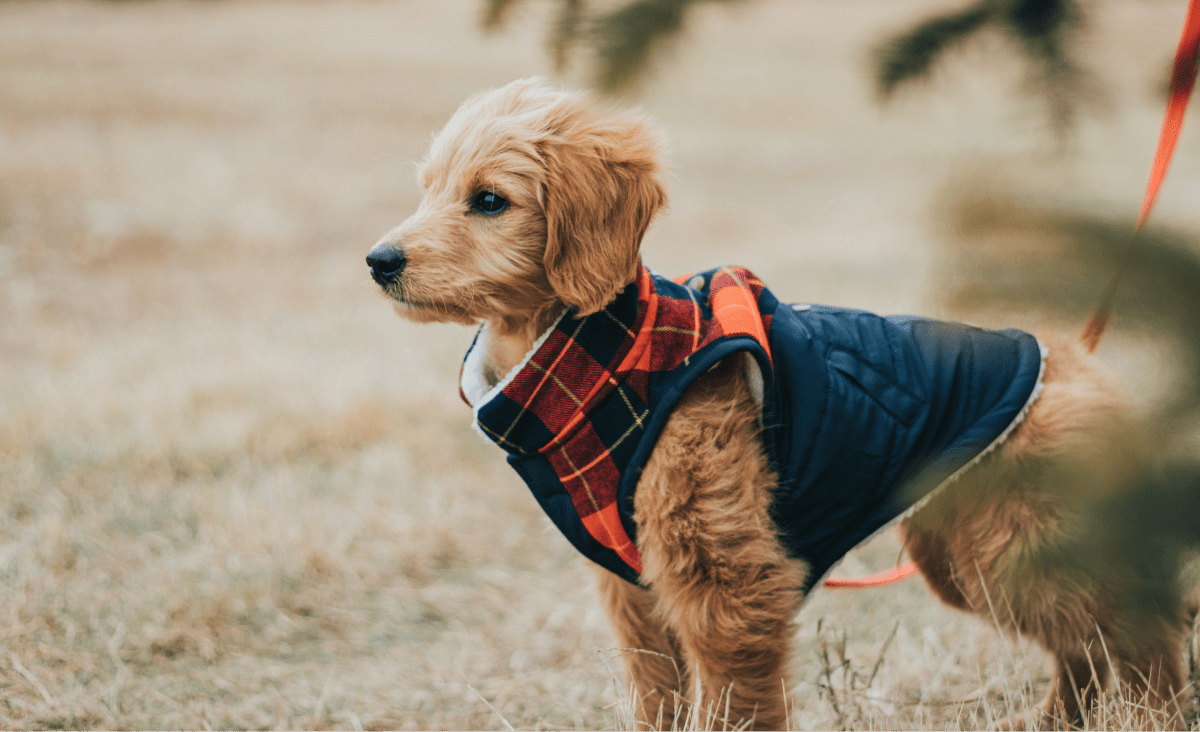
(366, 244, 406, 286)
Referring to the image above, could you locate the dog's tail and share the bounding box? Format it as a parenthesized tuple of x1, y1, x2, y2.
(1080, 0, 1199, 354)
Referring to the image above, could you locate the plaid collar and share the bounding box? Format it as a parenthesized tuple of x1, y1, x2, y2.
(460, 263, 773, 575)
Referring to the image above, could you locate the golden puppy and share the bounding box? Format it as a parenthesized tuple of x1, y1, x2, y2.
(367, 79, 1192, 730)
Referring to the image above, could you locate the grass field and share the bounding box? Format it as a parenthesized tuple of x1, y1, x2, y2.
(1, 0, 1198, 728)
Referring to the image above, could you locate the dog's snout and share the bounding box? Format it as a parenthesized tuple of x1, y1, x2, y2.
(367, 244, 406, 285)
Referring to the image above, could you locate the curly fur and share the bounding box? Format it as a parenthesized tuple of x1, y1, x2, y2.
(369, 78, 1192, 730)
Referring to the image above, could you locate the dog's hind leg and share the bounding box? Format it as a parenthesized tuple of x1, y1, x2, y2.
(902, 519, 971, 612)
(1104, 628, 1189, 730)
(633, 365, 806, 731)
(595, 568, 689, 728)
(1043, 646, 1110, 729)
(908, 501, 1110, 729)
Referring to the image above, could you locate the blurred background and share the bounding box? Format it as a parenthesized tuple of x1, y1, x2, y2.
(0, 0, 1197, 728)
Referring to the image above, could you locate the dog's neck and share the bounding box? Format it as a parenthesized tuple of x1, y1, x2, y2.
(481, 304, 564, 387)
(482, 328, 533, 386)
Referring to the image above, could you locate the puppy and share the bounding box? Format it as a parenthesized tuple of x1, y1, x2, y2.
(367, 79, 1192, 730)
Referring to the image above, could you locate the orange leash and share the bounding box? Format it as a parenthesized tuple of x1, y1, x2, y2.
(1081, 0, 1200, 353)
(823, 561, 919, 589)
(829, 0, 1200, 589)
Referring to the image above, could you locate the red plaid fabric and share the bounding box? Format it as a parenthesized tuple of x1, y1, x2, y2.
(468, 264, 774, 574)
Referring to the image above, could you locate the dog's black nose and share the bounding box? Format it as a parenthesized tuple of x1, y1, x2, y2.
(367, 244, 406, 285)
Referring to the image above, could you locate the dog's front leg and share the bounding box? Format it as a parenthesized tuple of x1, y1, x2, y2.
(595, 569, 689, 728)
(632, 367, 806, 731)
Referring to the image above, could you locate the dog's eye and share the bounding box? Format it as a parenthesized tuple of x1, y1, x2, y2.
(470, 190, 509, 216)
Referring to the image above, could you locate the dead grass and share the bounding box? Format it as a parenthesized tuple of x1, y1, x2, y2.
(0, 0, 1197, 728)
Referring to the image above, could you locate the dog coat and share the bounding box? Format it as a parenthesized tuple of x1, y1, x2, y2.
(460, 264, 1044, 592)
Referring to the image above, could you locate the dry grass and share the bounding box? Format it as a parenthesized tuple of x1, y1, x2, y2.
(0, 0, 1197, 728)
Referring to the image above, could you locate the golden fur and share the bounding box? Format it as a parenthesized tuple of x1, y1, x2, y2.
(369, 78, 1191, 730)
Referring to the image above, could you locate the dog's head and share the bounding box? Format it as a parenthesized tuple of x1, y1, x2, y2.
(366, 78, 666, 333)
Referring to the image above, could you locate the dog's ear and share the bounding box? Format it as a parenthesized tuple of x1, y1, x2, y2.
(540, 109, 666, 316)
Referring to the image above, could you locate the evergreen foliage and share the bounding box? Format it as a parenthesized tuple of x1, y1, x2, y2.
(483, 0, 1099, 131)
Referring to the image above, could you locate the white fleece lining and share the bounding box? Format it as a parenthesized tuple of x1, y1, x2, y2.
(461, 310, 568, 441)
(743, 352, 765, 408)
(809, 338, 1049, 594)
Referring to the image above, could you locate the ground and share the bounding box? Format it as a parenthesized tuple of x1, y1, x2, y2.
(0, 0, 1197, 728)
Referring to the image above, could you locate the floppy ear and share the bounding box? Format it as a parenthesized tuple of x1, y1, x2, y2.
(541, 109, 666, 316)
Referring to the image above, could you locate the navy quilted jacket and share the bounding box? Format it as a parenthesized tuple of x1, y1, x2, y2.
(462, 266, 1043, 592)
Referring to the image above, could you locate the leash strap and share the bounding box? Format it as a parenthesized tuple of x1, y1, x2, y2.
(1081, 0, 1200, 353)
(823, 561, 919, 588)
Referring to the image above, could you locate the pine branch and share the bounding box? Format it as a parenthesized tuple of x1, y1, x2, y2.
(482, 0, 524, 31)
(550, 0, 587, 72)
(874, 0, 992, 99)
(592, 0, 694, 92)
(875, 0, 1095, 135)
(1002, 0, 1090, 133)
